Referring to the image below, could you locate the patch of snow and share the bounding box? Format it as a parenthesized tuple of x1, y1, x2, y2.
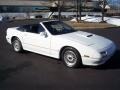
(70, 18, 77, 22)
(106, 17, 120, 26)
(70, 15, 120, 26)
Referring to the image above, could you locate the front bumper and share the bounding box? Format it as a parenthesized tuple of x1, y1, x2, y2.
(6, 36, 11, 44)
(82, 55, 112, 66)
(81, 43, 116, 66)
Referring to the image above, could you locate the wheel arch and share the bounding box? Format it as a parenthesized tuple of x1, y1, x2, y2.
(59, 46, 81, 59)
(11, 36, 20, 43)
(11, 36, 24, 52)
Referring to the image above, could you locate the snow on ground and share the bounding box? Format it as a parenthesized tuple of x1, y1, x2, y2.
(106, 17, 120, 26)
(71, 15, 120, 26)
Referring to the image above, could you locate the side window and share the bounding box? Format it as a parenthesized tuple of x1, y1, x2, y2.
(22, 24, 45, 34)
(23, 25, 31, 32)
(38, 24, 45, 33)
(17, 26, 25, 32)
(29, 25, 39, 33)
(24, 25, 39, 34)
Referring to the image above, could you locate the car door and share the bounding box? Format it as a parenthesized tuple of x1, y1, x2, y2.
(23, 24, 51, 55)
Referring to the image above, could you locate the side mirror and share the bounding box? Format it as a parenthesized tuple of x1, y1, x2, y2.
(40, 31, 48, 38)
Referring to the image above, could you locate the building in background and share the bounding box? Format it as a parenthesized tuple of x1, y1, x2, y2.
(0, 0, 51, 19)
(0, 0, 119, 20)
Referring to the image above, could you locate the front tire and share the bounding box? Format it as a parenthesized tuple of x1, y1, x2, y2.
(12, 38, 23, 53)
(61, 47, 82, 68)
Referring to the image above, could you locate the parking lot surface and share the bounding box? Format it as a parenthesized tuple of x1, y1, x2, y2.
(0, 20, 120, 90)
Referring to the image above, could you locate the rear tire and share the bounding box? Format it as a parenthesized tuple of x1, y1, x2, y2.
(61, 47, 82, 68)
(12, 38, 23, 53)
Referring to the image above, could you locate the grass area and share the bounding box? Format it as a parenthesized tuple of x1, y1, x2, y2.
(66, 21, 117, 30)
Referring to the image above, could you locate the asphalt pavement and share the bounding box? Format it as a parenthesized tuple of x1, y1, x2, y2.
(0, 20, 120, 90)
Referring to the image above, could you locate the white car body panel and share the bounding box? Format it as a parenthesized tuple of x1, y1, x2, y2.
(6, 27, 24, 44)
(22, 32, 51, 55)
(6, 21, 116, 66)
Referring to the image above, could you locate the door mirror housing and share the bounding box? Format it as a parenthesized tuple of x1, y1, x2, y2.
(40, 31, 48, 38)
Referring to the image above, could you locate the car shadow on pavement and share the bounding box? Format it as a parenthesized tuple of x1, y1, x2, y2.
(0, 61, 32, 84)
(10, 50, 120, 70)
(95, 50, 120, 70)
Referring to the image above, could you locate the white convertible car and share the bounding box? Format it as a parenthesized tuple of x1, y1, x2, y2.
(6, 20, 116, 68)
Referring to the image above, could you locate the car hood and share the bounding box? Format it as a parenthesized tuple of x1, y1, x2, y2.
(58, 31, 113, 50)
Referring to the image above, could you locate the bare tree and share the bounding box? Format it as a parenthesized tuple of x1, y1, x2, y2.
(79, 0, 82, 21)
(99, 0, 106, 22)
(76, 0, 82, 22)
(49, 0, 64, 21)
(76, 0, 79, 22)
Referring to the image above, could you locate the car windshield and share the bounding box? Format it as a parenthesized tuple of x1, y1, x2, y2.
(43, 21, 76, 35)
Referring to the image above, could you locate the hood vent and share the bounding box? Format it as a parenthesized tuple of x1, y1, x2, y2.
(87, 34, 93, 37)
